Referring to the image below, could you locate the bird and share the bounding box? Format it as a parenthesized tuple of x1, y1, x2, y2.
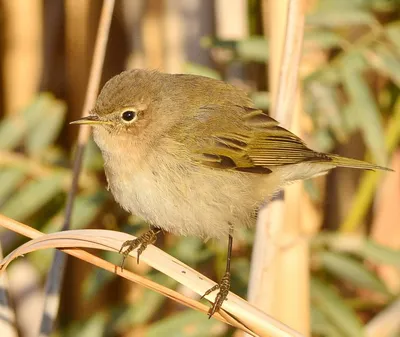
(71, 69, 391, 317)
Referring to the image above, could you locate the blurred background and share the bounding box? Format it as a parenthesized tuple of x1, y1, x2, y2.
(0, 0, 400, 336)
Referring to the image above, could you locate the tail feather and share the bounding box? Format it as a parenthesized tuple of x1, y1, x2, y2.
(328, 154, 393, 172)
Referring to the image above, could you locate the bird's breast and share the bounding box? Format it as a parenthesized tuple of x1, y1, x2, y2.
(99, 136, 284, 239)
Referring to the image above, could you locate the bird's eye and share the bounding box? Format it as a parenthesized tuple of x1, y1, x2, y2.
(121, 110, 137, 123)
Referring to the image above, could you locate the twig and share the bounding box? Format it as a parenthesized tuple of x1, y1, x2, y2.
(39, 1, 115, 336)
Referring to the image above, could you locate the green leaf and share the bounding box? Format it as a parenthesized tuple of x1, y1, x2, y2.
(360, 241, 400, 267)
(370, 0, 399, 12)
(25, 98, 66, 156)
(311, 278, 364, 337)
(201, 36, 268, 62)
(184, 63, 221, 80)
(82, 251, 122, 300)
(307, 10, 377, 27)
(0, 93, 55, 150)
(235, 37, 268, 62)
(83, 138, 104, 171)
(303, 179, 322, 202)
(305, 30, 346, 50)
(250, 91, 269, 110)
(26, 249, 56, 275)
(70, 191, 108, 229)
(64, 313, 107, 337)
(312, 129, 335, 152)
(0, 168, 26, 204)
(113, 274, 174, 328)
(145, 310, 225, 337)
(308, 82, 347, 142)
(27, 191, 107, 273)
(0, 173, 64, 221)
(318, 251, 390, 295)
(41, 190, 108, 233)
(170, 236, 211, 265)
(364, 45, 400, 87)
(386, 22, 400, 54)
(340, 65, 387, 165)
(311, 307, 344, 337)
(342, 104, 359, 133)
(314, 0, 367, 11)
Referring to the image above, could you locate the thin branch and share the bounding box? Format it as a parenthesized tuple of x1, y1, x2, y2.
(39, 1, 115, 336)
(64, 0, 114, 232)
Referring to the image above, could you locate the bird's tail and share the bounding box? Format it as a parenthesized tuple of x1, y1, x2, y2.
(328, 154, 393, 172)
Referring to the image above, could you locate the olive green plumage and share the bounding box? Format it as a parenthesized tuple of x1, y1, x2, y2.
(71, 69, 390, 240)
(71, 69, 391, 318)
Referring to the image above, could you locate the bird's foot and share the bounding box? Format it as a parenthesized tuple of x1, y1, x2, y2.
(119, 228, 160, 269)
(201, 272, 230, 318)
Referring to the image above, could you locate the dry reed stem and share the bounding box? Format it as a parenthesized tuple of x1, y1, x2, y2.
(248, 0, 308, 335)
(0, 246, 18, 337)
(1, 0, 42, 116)
(215, 0, 249, 39)
(65, 0, 91, 125)
(143, 0, 164, 69)
(0, 214, 306, 337)
(76, 0, 115, 144)
(365, 297, 400, 336)
(164, 0, 184, 73)
(39, 1, 115, 336)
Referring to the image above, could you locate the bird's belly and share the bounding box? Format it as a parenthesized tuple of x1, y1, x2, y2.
(104, 157, 273, 239)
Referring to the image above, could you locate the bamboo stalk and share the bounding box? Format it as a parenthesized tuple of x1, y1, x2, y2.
(247, 0, 309, 335)
(142, 0, 164, 70)
(164, 0, 184, 73)
(215, 0, 249, 39)
(215, 0, 249, 82)
(1, 0, 42, 115)
(64, 0, 91, 123)
(122, 0, 146, 69)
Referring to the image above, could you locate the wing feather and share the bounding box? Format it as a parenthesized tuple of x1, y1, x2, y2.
(174, 104, 331, 173)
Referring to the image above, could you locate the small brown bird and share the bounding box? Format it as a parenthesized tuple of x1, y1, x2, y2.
(71, 69, 390, 317)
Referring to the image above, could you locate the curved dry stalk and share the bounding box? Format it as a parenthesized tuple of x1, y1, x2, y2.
(0, 214, 304, 337)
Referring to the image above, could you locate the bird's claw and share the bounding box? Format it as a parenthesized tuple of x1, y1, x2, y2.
(119, 229, 159, 270)
(201, 272, 230, 318)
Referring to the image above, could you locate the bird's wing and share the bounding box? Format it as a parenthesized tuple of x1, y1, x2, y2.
(177, 104, 331, 173)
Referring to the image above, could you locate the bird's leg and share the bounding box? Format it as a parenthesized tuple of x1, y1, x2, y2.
(201, 227, 233, 318)
(119, 226, 161, 269)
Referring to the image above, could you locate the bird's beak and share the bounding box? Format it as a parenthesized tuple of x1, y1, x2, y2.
(70, 115, 112, 125)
